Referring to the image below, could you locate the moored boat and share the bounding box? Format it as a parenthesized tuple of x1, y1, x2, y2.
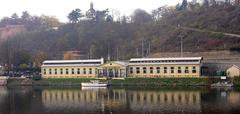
(81, 80, 109, 87)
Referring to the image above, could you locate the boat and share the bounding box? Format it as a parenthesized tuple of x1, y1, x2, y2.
(211, 82, 234, 87)
(81, 86, 107, 90)
(81, 80, 109, 87)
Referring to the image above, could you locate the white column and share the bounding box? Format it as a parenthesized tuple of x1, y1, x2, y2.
(118, 69, 121, 77)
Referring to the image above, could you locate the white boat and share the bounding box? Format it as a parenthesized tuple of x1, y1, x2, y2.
(81, 80, 109, 87)
(211, 82, 233, 87)
(81, 86, 107, 90)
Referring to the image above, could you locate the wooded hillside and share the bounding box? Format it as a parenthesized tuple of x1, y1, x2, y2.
(0, 1, 240, 68)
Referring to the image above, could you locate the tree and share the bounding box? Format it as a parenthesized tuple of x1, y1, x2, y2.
(94, 9, 109, 22)
(21, 11, 31, 21)
(175, 3, 182, 11)
(13, 50, 30, 66)
(11, 13, 19, 20)
(235, 0, 240, 5)
(63, 51, 74, 60)
(210, 0, 217, 6)
(120, 16, 128, 24)
(67, 8, 83, 23)
(131, 9, 153, 24)
(32, 51, 48, 68)
(11, 13, 20, 25)
(180, 0, 188, 10)
(89, 44, 97, 59)
(152, 6, 171, 21)
(203, 0, 209, 7)
(106, 15, 113, 23)
(42, 15, 61, 28)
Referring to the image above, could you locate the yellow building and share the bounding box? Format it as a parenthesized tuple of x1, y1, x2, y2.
(41, 57, 203, 78)
(128, 57, 203, 78)
(226, 65, 240, 78)
(41, 58, 104, 78)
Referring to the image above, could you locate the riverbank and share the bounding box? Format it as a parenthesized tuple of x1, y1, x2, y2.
(234, 77, 240, 86)
(6, 77, 224, 87)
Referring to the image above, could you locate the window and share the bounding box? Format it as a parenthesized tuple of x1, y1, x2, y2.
(83, 68, 86, 74)
(54, 69, 57, 74)
(95, 68, 97, 74)
(178, 67, 182, 73)
(130, 67, 133, 74)
(66, 68, 69, 74)
(136, 67, 140, 74)
(72, 68, 75, 74)
(49, 69, 52, 75)
(157, 67, 160, 73)
(89, 68, 92, 74)
(60, 68, 63, 74)
(43, 69, 46, 75)
(171, 67, 174, 73)
(185, 67, 189, 73)
(143, 67, 147, 74)
(192, 66, 196, 73)
(77, 68, 80, 74)
(150, 67, 153, 74)
(164, 67, 167, 74)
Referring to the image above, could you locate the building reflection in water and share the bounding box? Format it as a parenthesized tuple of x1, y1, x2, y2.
(42, 88, 201, 113)
(128, 91, 201, 113)
(0, 87, 8, 114)
(0, 87, 8, 103)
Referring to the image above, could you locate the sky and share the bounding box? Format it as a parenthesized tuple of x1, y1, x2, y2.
(0, 0, 183, 22)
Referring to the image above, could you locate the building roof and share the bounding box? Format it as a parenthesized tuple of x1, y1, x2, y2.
(43, 58, 104, 64)
(112, 61, 129, 66)
(129, 57, 202, 65)
(42, 64, 100, 67)
(130, 57, 203, 61)
(42, 58, 104, 67)
(228, 65, 240, 70)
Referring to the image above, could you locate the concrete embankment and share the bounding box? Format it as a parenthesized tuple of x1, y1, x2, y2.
(6, 77, 228, 87)
(0, 77, 8, 86)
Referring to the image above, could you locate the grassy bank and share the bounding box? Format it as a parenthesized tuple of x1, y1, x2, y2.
(7, 78, 96, 86)
(7, 77, 212, 86)
(110, 78, 210, 86)
(234, 77, 240, 86)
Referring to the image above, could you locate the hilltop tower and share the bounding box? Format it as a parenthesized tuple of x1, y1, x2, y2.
(86, 2, 96, 19)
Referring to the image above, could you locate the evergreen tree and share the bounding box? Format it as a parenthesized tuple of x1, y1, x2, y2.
(203, 0, 209, 7)
(210, 0, 217, 5)
(181, 0, 188, 10)
(67, 8, 83, 23)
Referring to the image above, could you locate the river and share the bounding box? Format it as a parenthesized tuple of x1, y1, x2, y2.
(0, 86, 239, 114)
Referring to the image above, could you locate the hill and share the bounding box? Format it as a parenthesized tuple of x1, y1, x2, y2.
(0, 3, 240, 68)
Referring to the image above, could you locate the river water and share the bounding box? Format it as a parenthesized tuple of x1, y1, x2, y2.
(0, 86, 239, 114)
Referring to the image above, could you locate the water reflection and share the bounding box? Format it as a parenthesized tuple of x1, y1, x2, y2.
(42, 88, 201, 113)
(0, 87, 240, 114)
(128, 90, 201, 113)
(0, 87, 7, 103)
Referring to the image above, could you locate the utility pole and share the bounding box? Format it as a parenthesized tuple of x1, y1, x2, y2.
(107, 42, 110, 61)
(7, 38, 10, 76)
(178, 24, 183, 57)
(180, 34, 184, 57)
(141, 39, 144, 57)
(136, 48, 139, 57)
(116, 47, 119, 61)
(148, 42, 151, 55)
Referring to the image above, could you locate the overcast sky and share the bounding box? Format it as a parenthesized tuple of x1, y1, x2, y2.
(0, 0, 183, 22)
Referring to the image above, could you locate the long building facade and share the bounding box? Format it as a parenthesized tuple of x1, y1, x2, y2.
(41, 57, 203, 78)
